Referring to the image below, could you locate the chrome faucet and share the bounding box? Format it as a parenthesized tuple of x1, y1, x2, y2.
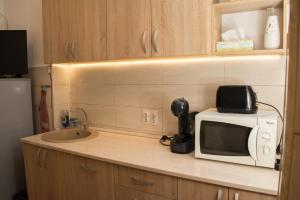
(70, 107, 88, 130)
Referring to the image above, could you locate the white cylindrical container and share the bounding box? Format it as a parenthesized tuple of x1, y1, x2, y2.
(264, 8, 281, 49)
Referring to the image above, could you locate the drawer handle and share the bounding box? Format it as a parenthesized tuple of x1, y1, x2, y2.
(217, 189, 222, 200)
(131, 176, 154, 186)
(234, 193, 239, 200)
(81, 163, 97, 172)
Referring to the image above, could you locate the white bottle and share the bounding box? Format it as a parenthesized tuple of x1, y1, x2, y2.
(264, 8, 281, 49)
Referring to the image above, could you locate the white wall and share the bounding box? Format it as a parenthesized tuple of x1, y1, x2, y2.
(4, 0, 44, 67)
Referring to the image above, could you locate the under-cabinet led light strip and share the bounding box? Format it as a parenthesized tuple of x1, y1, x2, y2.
(53, 55, 284, 69)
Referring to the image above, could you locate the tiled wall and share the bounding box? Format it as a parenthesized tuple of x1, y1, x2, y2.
(28, 66, 53, 133)
(52, 56, 287, 136)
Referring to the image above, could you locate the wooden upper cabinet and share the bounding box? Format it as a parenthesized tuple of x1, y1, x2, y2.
(72, 0, 107, 62)
(178, 179, 228, 200)
(229, 189, 277, 200)
(43, 0, 213, 62)
(107, 0, 152, 59)
(43, 0, 72, 63)
(151, 0, 212, 57)
(43, 0, 106, 63)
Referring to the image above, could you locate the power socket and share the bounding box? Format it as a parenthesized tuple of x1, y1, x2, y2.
(142, 109, 159, 126)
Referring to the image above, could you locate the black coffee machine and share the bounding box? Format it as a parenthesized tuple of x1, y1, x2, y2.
(170, 98, 198, 154)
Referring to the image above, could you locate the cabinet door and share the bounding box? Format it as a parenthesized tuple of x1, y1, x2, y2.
(178, 179, 228, 200)
(151, 0, 212, 56)
(23, 144, 61, 200)
(229, 189, 277, 200)
(107, 0, 152, 59)
(72, 0, 107, 62)
(43, 0, 107, 63)
(59, 153, 115, 200)
(43, 0, 72, 63)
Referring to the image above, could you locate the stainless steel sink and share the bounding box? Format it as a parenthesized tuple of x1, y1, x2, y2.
(41, 129, 98, 143)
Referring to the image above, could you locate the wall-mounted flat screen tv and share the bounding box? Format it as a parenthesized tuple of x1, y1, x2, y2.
(0, 30, 28, 76)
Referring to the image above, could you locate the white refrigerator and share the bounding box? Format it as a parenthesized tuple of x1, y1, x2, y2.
(0, 79, 34, 200)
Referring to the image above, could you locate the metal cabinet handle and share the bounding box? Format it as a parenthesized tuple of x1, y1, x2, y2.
(234, 193, 239, 200)
(131, 176, 154, 186)
(142, 31, 148, 54)
(64, 41, 70, 60)
(68, 42, 76, 61)
(152, 29, 159, 53)
(217, 189, 222, 200)
(81, 163, 97, 172)
(71, 42, 78, 60)
(41, 150, 48, 168)
(36, 149, 42, 166)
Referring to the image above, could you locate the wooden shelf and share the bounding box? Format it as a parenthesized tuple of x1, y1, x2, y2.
(214, 49, 287, 56)
(212, 0, 288, 56)
(214, 0, 283, 14)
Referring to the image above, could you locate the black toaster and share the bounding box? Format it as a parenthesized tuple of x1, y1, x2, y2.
(216, 85, 258, 114)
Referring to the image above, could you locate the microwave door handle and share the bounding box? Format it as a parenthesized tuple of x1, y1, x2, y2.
(248, 126, 259, 160)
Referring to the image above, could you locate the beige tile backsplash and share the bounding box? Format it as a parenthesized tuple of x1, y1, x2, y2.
(51, 56, 287, 136)
(115, 63, 163, 85)
(162, 59, 224, 85)
(115, 85, 162, 108)
(224, 56, 286, 86)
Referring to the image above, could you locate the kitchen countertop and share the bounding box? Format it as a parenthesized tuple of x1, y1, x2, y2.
(21, 130, 280, 196)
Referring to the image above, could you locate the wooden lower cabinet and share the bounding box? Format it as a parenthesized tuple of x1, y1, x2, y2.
(229, 189, 277, 200)
(57, 153, 115, 200)
(116, 185, 171, 200)
(23, 144, 114, 200)
(178, 179, 228, 200)
(23, 144, 61, 200)
(114, 165, 177, 199)
(23, 144, 278, 200)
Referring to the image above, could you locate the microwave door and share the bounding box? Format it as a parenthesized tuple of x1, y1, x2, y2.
(248, 126, 259, 161)
(200, 121, 253, 156)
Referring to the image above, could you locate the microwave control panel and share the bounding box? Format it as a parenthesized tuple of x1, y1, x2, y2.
(256, 117, 278, 168)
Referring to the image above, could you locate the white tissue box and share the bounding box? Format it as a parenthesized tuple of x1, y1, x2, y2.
(216, 40, 254, 52)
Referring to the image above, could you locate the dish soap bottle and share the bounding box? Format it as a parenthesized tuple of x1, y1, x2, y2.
(264, 8, 280, 49)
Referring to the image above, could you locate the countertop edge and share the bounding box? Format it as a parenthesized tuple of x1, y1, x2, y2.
(21, 138, 279, 196)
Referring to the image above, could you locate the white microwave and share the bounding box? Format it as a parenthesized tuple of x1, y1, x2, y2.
(195, 108, 280, 168)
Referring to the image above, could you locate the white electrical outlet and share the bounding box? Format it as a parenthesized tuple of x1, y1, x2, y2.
(142, 109, 159, 126)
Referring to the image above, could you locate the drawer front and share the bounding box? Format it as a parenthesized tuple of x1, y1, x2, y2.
(116, 185, 171, 200)
(229, 189, 277, 200)
(114, 166, 177, 199)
